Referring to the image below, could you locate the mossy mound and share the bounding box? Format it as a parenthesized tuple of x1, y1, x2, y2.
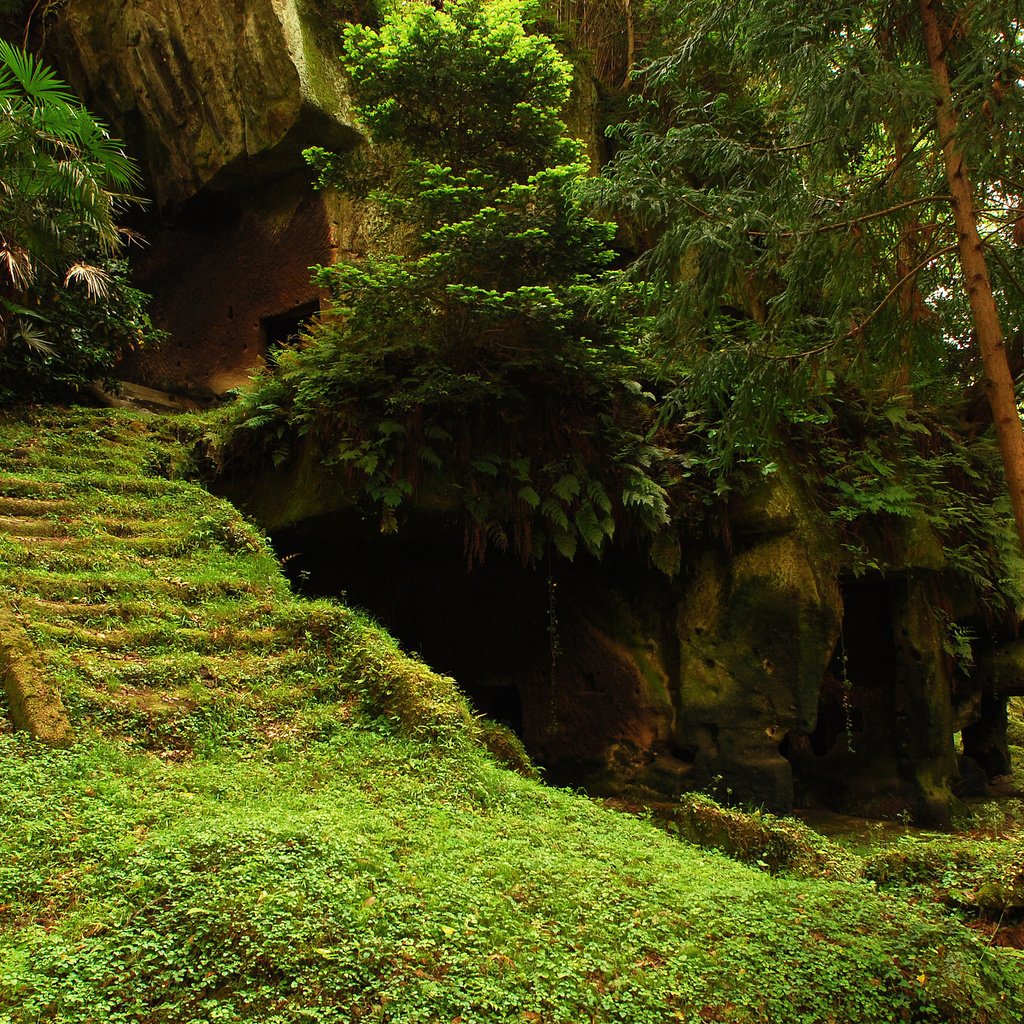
(666, 793, 861, 881)
(0, 407, 476, 751)
(865, 826, 1024, 919)
(1, 408, 1023, 1023)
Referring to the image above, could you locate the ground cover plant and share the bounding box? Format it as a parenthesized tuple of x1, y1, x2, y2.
(0, 407, 1023, 1022)
(3, 732, 1024, 1024)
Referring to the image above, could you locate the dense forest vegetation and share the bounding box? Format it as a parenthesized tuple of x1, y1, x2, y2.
(2, 1, 1024, 1021)
(212, 0, 1024, 607)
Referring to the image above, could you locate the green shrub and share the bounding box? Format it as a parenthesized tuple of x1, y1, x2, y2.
(0, 44, 154, 400)
(219, 0, 679, 572)
(666, 792, 861, 881)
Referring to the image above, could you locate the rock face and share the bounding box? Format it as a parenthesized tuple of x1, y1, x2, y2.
(47, 0, 364, 396)
(51, 0, 359, 209)
(671, 478, 842, 812)
(243, 456, 1012, 824)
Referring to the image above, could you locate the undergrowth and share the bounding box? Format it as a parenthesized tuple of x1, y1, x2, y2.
(1, 408, 1023, 1022)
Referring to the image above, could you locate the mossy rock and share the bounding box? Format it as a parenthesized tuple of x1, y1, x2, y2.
(667, 793, 860, 881)
(477, 719, 538, 778)
(1008, 697, 1024, 747)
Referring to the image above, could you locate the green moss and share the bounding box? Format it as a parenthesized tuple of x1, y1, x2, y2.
(3, 406, 1023, 1023)
(1008, 697, 1024, 749)
(1, 734, 1021, 1024)
(0, 407, 478, 753)
(666, 793, 861, 881)
(477, 718, 538, 777)
(0, 604, 71, 745)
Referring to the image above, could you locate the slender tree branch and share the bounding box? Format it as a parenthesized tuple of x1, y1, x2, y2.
(748, 195, 947, 239)
(846, 243, 959, 339)
(986, 245, 1024, 301)
(761, 243, 959, 363)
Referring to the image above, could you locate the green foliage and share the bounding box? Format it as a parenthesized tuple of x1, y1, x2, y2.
(587, 1, 1024, 457)
(2, 733, 1023, 1024)
(578, 0, 1024, 608)
(222, 0, 677, 569)
(0, 259, 164, 402)
(302, 0, 380, 28)
(340, 0, 577, 178)
(0, 42, 153, 399)
(792, 392, 1024, 616)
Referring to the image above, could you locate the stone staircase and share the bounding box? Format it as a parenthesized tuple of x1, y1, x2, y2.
(0, 407, 342, 753)
(0, 408, 476, 754)
(0, 405, 479, 753)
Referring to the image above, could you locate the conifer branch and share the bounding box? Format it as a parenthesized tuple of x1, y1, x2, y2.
(749, 196, 948, 240)
(845, 243, 959, 340)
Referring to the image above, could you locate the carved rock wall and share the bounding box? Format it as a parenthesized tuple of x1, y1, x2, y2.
(227, 444, 1017, 824)
(48, 0, 365, 396)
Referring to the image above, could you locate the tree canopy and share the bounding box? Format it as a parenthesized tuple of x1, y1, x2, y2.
(588, 0, 1024, 550)
(225, 0, 676, 569)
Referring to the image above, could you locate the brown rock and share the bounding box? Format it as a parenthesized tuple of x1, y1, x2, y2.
(50, 0, 360, 210)
(47, 0, 366, 397)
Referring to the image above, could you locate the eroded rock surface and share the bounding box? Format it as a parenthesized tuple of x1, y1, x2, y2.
(51, 0, 359, 209)
(47, 0, 364, 396)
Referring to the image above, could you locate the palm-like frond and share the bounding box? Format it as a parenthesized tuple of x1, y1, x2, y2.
(0, 238, 32, 288)
(63, 261, 111, 300)
(12, 316, 56, 355)
(0, 41, 142, 344)
(0, 40, 75, 108)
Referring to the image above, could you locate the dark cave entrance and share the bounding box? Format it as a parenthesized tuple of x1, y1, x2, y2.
(786, 574, 902, 810)
(271, 513, 552, 737)
(261, 300, 321, 349)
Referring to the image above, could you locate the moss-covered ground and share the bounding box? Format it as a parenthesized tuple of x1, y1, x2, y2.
(1, 408, 1022, 1023)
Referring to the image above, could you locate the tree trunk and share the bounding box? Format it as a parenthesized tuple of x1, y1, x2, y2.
(919, 0, 1024, 555)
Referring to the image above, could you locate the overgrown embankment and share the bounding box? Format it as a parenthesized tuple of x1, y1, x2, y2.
(0, 407, 475, 750)
(0, 408, 1022, 1023)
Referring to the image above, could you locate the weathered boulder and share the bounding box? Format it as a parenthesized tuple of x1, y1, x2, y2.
(50, 0, 359, 210)
(47, 0, 365, 397)
(672, 475, 843, 812)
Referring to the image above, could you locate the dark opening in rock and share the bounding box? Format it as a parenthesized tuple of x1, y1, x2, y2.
(272, 513, 549, 742)
(787, 574, 902, 811)
(261, 300, 321, 349)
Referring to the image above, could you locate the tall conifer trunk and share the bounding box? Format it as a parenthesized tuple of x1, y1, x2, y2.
(918, 0, 1024, 555)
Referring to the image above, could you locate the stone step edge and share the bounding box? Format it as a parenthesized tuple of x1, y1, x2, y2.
(0, 601, 72, 745)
